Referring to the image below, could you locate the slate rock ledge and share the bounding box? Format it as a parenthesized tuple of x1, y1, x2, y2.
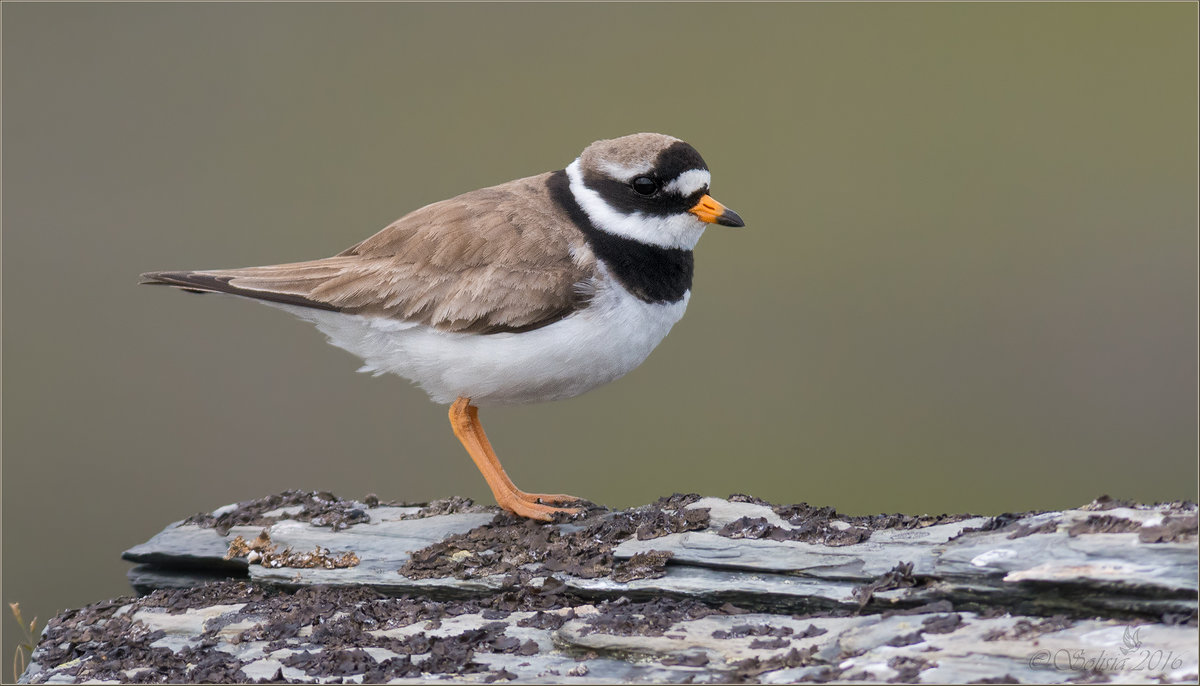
(20, 491, 1199, 684)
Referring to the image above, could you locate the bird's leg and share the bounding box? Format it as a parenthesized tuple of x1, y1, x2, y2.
(448, 397, 582, 521)
(462, 402, 584, 507)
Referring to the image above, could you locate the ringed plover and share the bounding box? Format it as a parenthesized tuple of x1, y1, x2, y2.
(141, 133, 745, 520)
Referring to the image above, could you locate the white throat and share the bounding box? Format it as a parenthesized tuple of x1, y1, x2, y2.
(566, 159, 706, 251)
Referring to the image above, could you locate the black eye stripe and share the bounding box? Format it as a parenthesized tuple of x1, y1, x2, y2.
(584, 172, 705, 216)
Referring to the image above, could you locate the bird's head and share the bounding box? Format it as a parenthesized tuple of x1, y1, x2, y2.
(566, 133, 744, 250)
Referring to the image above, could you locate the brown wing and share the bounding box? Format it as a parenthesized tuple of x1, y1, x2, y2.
(140, 173, 597, 334)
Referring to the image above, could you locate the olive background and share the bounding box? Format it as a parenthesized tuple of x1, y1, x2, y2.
(3, 2, 1196, 674)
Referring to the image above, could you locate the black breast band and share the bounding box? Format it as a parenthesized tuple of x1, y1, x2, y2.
(547, 169, 693, 305)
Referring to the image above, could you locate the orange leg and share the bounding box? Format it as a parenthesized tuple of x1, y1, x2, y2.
(461, 402, 583, 506)
(449, 397, 583, 521)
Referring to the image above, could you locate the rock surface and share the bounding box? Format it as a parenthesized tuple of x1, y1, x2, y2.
(19, 491, 1199, 683)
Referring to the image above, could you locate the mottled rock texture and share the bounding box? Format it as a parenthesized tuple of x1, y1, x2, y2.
(19, 492, 1198, 683)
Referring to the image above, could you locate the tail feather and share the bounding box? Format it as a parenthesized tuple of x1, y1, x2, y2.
(139, 270, 340, 311)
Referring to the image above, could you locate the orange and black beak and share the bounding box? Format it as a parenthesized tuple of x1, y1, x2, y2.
(689, 194, 745, 227)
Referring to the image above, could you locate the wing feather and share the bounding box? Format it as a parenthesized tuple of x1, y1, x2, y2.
(141, 173, 597, 334)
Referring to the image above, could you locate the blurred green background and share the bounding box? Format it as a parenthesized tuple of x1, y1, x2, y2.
(3, 2, 1196, 675)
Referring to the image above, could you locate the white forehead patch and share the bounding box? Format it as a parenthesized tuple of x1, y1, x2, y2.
(598, 159, 653, 182)
(664, 169, 711, 196)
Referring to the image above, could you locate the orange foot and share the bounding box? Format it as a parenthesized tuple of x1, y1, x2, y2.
(497, 491, 582, 521)
(514, 491, 584, 506)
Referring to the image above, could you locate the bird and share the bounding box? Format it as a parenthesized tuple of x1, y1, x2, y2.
(141, 133, 745, 521)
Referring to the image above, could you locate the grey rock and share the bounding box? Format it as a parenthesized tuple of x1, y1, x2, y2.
(19, 496, 1198, 684)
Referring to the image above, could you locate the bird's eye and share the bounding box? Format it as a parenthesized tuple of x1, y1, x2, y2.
(631, 176, 659, 196)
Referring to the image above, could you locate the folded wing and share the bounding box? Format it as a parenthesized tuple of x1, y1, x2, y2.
(141, 174, 596, 334)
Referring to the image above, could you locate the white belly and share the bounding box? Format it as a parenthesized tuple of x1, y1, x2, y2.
(270, 281, 689, 405)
